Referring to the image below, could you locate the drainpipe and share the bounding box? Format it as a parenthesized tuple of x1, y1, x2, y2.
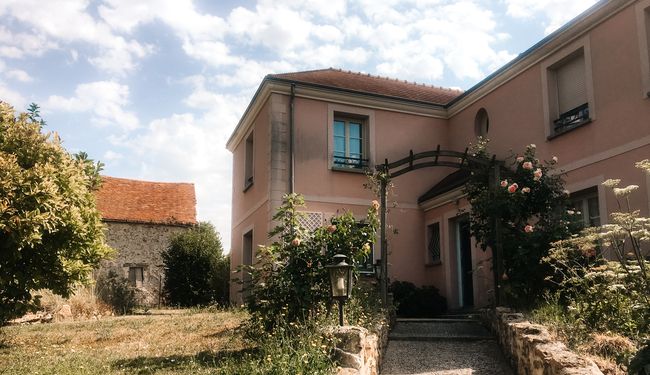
(289, 83, 295, 194)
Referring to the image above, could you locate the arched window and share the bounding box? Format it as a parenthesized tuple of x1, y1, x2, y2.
(474, 108, 489, 137)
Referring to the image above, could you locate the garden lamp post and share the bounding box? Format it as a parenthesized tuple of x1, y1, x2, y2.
(374, 259, 382, 281)
(326, 254, 354, 326)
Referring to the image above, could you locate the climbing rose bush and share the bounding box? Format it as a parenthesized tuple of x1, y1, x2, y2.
(465, 139, 579, 306)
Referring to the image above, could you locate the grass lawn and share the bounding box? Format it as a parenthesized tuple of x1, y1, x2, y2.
(0, 308, 250, 375)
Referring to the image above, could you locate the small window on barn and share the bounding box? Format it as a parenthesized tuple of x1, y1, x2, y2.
(128, 267, 144, 288)
(474, 108, 489, 137)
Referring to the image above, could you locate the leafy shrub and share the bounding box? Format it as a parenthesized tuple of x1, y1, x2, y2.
(95, 269, 136, 315)
(390, 280, 447, 317)
(244, 193, 378, 330)
(465, 140, 579, 306)
(0, 102, 112, 325)
(162, 222, 229, 307)
(219, 318, 336, 375)
(629, 343, 650, 375)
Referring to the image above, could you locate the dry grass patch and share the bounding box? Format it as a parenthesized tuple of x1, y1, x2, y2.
(0, 308, 249, 374)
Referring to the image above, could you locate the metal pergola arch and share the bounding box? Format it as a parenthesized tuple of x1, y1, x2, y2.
(375, 145, 505, 307)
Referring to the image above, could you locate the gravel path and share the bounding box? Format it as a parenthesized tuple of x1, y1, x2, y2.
(381, 319, 514, 375)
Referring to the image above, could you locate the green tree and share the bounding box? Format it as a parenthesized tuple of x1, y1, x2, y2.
(162, 222, 229, 306)
(0, 102, 112, 325)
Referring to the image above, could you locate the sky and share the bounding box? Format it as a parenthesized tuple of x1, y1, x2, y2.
(0, 0, 600, 251)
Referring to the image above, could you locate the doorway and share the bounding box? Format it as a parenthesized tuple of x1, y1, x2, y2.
(456, 216, 473, 308)
(242, 230, 253, 300)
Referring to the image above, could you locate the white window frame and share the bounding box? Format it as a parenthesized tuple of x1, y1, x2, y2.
(541, 36, 596, 139)
(566, 176, 608, 226)
(636, 0, 650, 99)
(327, 104, 375, 172)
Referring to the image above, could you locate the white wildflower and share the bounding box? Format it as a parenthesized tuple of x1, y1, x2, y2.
(635, 159, 650, 174)
(602, 179, 621, 188)
(613, 185, 639, 197)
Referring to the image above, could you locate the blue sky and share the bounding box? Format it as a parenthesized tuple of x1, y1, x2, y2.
(0, 0, 599, 251)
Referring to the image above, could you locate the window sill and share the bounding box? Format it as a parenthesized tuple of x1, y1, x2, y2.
(243, 180, 254, 192)
(425, 261, 442, 267)
(547, 118, 592, 140)
(331, 166, 367, 174)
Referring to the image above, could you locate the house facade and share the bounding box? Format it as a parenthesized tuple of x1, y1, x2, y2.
(227, 0, 650, 308)
(96, 176, 197, 306)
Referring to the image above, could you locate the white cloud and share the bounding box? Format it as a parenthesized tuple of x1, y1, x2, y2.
(504, 0, 599, 34)
(103, 150, 124, 161)
(0, 0, 151, 75)
(5, 69, 33, 82)
(0, 26, 57, 59)
(0, 81, 27, 109)
(45, 81, 139, 132)
(124, 90, 248, 250)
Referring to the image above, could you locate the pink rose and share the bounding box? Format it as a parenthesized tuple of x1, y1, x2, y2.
(500, 180, 508, 187)
(291, 237, 301, 246)
(327, 224, 337, 233)
(501, 272, 509, 281)
(371, 200, 380, 210)
(522, 161, 533, 170)
(508, 183, 518, 193)
(524, 225, 534, 233)
(551, 156, 558, 163)
(521, 187, 530, 193)
(516, 156, 524, 163)
(533, 168, 542, 180)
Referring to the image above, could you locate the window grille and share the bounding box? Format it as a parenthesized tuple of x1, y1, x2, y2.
(427, 223, 441, 263)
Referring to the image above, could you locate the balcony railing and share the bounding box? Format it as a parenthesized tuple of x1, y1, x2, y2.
(554, 103, 589, 133)
(333, 155, 369, 169)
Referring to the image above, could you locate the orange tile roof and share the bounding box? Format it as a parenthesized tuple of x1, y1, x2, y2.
(96, 176, 197, 226)
(268, 68, 463, 105)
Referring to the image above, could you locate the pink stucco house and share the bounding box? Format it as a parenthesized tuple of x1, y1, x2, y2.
(227, 0, 650, 308)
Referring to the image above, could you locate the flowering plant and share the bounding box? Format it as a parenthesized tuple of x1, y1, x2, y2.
(543, 160, 650, 346)
(242, 193, 378, 329)
(465, 138, 578, 306)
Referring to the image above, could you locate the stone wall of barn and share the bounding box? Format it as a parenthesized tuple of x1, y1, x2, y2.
(100, 221, 191, 306)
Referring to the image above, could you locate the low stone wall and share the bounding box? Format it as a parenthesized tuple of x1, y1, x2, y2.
(327, 320, 390, 375)
(481, 307, 603, 375)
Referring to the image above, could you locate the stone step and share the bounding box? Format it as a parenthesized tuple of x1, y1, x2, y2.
(396, 318, 481, 323)
(388, 334, 496, 342)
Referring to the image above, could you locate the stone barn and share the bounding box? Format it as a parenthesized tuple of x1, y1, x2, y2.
(95, 176, 197, 306)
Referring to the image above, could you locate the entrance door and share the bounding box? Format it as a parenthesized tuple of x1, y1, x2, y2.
(242, 230, 253, 300)
(456, 217, 474, 308)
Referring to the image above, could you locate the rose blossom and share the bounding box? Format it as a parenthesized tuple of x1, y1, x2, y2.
(522, 161, 533, 170)
(552, 156, 558, 163)
(524, 225, 534, 233)
(372, 200, 380, 210)
(533, 168, 543, 180)
(500, 180, 508, 187)
(327, 224, 337, 233)
(521, 187, 530, 193)
(508, 183, 518, 193)
(291, 237, 301, 246)
(516, 156, 524, 163)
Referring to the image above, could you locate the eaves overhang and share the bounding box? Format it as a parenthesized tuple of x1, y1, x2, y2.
(226, 77, 450, 152)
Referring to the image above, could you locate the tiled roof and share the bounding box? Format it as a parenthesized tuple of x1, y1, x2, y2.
(96, 176, 197, 226)
(268, 68, 463, 105)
